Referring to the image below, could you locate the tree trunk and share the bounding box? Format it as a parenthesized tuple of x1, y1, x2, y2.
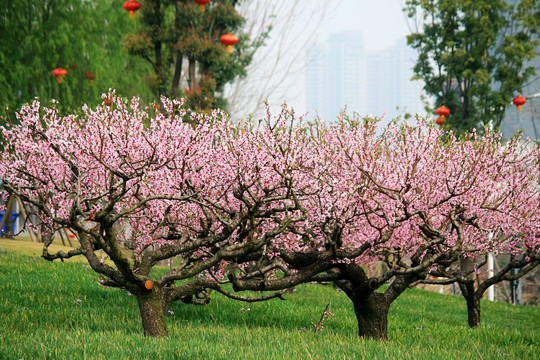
(459, 282, 481, 328)
(465, 295, 481, 328)
(137, 288, 168, 337)
(188, 60, 196, 90)
(352, 292, 391, 340)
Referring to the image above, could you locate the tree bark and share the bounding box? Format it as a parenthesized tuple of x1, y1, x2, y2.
(459, 282, 481, 328)
(335, 264, 423, 340)
(137, 287, 168, 337)
(352, 291, 391, 340)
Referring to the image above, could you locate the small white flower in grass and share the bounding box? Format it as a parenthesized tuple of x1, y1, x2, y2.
(168, 310, 174, 315)
(75, 299, 82, 303)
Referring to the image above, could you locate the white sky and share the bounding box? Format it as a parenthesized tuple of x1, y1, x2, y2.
(319, 0, 411, 52)
(229, 0, 414, 118)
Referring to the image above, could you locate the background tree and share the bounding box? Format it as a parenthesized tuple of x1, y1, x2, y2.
(0, 0, 329, 122)
(416, 251, 540, 328)
(204, 114, 540, 340)
(0, 0, 151, 120)
(404, 0, 540, 134)
(124, 0, 262, 112)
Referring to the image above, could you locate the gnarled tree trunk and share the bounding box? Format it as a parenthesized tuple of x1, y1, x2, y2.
(351, 291, 391, 340)
(336, 264, 423, 340)
(137, 287, 168, 337)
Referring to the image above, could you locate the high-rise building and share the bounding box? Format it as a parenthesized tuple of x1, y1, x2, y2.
(306, 31, 366, 121)
(305, 31, 426, 122)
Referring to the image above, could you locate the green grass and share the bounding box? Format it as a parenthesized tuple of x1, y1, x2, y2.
(0, 247, 538, 360)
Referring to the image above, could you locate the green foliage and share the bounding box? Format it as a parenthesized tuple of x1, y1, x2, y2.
(0, 0, 152, 121)
(1, 248, 538, 359)
(405, 0, 540, 135)
(0, 1, 266, 123)
(124, 0, 263, 113)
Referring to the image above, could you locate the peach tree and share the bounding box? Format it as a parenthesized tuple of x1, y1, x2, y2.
(1, 93, 538, 340)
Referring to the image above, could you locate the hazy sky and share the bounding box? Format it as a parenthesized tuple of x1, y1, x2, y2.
(230, 0, 414, 118)
(319, 0, 411, 51)
(296, 0, 413, 114)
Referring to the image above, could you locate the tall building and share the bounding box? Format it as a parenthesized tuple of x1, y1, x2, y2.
(305, 31, 426, 122)
(306, 31, 366, 121)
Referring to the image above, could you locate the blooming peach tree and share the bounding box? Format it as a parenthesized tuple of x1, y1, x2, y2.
(0, 92, 317, 337)
(223, 115, 540, 339)
(1, 92, 538, 340)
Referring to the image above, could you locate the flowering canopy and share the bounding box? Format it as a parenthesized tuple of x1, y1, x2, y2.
(0, 92, 538, 338)
(1, 92, 538, 279)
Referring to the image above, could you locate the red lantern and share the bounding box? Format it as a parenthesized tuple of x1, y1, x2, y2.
(220, 33, 239, 53)
(194, 0, 211, 11)
(85, 72, 94, 86)
(435, 116, 445, 126)
(436, 106, 450, 123)
(513, 95, 526, 111)
(53, 68, 68, 84)
(123, 0, 141, 18)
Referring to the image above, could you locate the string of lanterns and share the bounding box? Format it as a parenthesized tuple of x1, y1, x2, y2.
(121, 0, 239, 53)
(435, 95, 532, 127)
(435, 106, 450, 126)
(52, 1, 240, 85)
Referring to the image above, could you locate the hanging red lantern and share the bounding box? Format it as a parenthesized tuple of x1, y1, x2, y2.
(435, 116, 445, 126)
(123, 0, 141, 19)
(436, 106, 450, 123)
(220, 33, 239, 53)
(194, 0, 211, 11)
(513, 95, 526, 111)
(53, 68, 68, 84)
(85, 72, 95, 86)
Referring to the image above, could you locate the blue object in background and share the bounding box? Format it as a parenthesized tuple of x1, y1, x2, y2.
(0, 211, 18, 234)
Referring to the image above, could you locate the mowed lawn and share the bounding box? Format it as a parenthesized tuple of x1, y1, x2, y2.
(0, 241, 538, 360)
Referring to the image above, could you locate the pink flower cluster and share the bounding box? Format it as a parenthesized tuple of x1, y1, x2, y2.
(0, 91, 538, 272)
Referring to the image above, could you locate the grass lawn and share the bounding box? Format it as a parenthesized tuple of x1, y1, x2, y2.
(0, 240, 538, 359)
